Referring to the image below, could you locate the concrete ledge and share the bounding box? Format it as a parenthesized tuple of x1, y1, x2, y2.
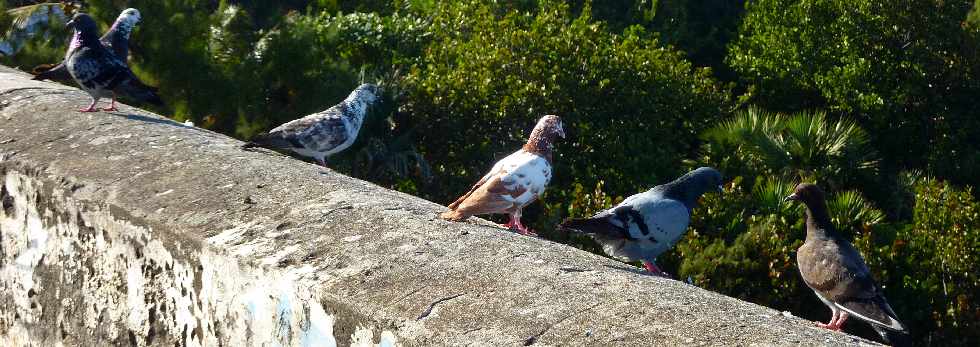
(0, 65, 875, 346)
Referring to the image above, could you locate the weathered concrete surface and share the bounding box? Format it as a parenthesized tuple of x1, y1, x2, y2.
(0, 65, 877, 346)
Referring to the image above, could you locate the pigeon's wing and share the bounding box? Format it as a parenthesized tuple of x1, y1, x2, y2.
(100, 29, 129, 60)
(440, 151, 531, 220)
(560, 191, 689, 261)
(267, 109, 350, 154)
(31, 62, 72, 82)
(446, 160, 503, 210)
(70, 47, 131, 91)
(798, 239, 906, 331)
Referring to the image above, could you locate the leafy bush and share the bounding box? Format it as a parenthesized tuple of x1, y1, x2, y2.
(857, 177, 980, 346)
(728, 0, 980, 188)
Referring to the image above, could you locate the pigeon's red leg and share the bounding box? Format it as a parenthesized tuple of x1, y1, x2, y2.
(817, 310, 841, 331)
(642, 261, 670, 277)
(513, 218, 536, 236)
(830, 311, 848, 330)
(103, 94, 118, 111)
(500, 215, 518, 230)
(79, 98, 99, 112)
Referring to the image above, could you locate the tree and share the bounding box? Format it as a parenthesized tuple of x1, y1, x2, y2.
(728, 0, 980, 188)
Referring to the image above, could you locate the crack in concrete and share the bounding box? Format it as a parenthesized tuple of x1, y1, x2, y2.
(393, 286, 424, 304)
(523, 302, 601, 346)
(416, 293, 465, 321)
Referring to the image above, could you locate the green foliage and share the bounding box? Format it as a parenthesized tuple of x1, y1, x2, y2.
(970, 0, 980, 26)
(729, 0, 980, 188)
(0, 2, 69, 66)
(703, 107, 879, 191)
(857, 177, 980, 345)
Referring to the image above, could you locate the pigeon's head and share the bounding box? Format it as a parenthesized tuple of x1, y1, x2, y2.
(533, 114, 565, 140)
(116, 8, 142, 27)
(685, 167, 724, 194)
(66, 13, 99, 35)
(353, 83, 381, 105)
(783, 183, 826, 206)
(665, 167, 723, 208)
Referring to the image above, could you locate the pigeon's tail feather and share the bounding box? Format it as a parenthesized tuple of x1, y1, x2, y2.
(243, 132, 293, 151)
(558, 217, 625, 239)
(118, 79, 164, 106)
(873, 326, 912, 347)
(32, 63, 71, 81)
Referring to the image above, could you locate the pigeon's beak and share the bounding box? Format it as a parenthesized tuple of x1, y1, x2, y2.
(557, 122, 566, 139)
(66, 19, 75, 29)
(783, 193, 799, 202)
(717, 184, 724, 193)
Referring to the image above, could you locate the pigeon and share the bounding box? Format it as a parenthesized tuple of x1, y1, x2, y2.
(33, 8, 142, 82)
(440, 115, 565, 235)
(62, 13, 163, 112)
(243, 84, 381, 166)
(784, 183, 911, 346)
(558, 167, 723, 277)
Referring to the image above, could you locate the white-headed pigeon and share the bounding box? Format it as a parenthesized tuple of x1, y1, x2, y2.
(62, 13, 163, 112)
(243, 84, 380, 167)
(440, 115, 565, 236)
(784, 183, 911, 346)
(34, 8, 142, 82)
(558, 167, 723, 277)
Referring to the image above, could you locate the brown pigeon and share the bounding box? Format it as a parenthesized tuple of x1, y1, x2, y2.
(440, 115, 565, 235)
(784, 183, 911, 346)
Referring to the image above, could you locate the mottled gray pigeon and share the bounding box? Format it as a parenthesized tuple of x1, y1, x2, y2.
(784, 183, 911, 347)
(33, 8, 142, 82)
(243, 84, 380, 166)
(558, 167, 723, 277)
(63, 13, 163, 112)
(440, 115, 565, 236)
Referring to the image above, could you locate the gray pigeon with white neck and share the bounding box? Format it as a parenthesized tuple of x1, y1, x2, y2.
(33, 8, 142, 82)
(62, 13, 163, 112)
(243, 83, 380, 166)
(558, 167, 723, 277)
(784, 183, 911, 347)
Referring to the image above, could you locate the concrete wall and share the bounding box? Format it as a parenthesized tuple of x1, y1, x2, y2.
(0, 66, 876, 346)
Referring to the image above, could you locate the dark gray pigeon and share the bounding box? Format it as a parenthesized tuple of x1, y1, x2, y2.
(784, 183, 911, 347)
(63, 13, 162, 112)
(33, 8, 142, 82)
(243, 84, 380, 166)
(558, 167, 723, 277)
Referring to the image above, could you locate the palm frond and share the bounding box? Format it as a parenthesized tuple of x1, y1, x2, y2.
(828, 190, 884, 231)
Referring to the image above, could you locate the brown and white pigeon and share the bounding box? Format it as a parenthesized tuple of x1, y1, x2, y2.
(440, 115, 565, 236)
(242, 83, 380, 167)
(558, 167, 723, 277)
(784, 183, 911, 347)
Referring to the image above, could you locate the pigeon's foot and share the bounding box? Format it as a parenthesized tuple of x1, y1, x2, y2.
(317, 158, 328, 167)
(642, 261, 671, 278)
(816, 322, 842, 331)
(816, 311, 847, 331)
(832, 312, 848, 330)
(80, 99, 99, 112)
(101, 106, 119, 112)
(501, 218, 537, 236)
